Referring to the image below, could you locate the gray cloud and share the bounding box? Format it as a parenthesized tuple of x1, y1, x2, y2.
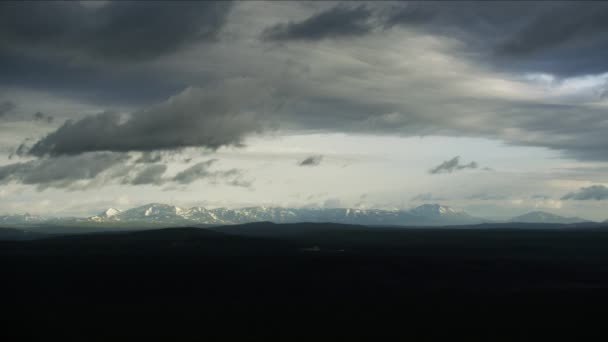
(0, 2, 233, 107)
(411, 193, 446, 201)
(466, 193, 509, 201)
(383, 2, 608, 77)
(28, 80, 274, 156)
(299, 155, 323, 167)
(0, 1, 233, 62)
(323, 198, 342, 208)
(0, 153, 250, 189)
(0, 100, 16, 117)
(13, 143, 29, 158)
(172, 159, 251, 188)
(4, 0, 608, 171)
(561, 185, 608, 201)
(33, 111, 54, 123)
(135, 151, 163, 164)
(173, 159, 218, 184)
(494, 3, 608, 76)
(226, 177, 254, 188)
(262, 4, 373, 41)
(429, 156, 478, 174)
(125, 164, 167, 186)
(0, 152, 129, 190)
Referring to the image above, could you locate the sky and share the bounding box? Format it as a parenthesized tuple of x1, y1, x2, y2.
(1, 1, 608, 220)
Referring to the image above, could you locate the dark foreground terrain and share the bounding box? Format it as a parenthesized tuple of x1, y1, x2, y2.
(3, 222, 608, 340)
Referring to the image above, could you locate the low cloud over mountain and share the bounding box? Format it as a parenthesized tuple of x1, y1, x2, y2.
(561, 185, 608, 201)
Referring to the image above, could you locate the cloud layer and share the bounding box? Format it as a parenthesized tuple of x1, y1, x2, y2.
(0, 153, 129, 190)
(0, 100, 15, 118)
(29, 80, 274, 156)
(2, 1, 608, 220)
(4, 2, 608, 162)
(262, 5, 373, 41)
(0, 1, 233, 62)
(561, 185, 608, 201)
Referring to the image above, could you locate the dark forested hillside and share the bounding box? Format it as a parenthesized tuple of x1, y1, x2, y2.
(3, 223, 608, 340)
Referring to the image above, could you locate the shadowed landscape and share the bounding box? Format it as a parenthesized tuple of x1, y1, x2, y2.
(3, 222, 608, 340)
(4, 1, 608, 340)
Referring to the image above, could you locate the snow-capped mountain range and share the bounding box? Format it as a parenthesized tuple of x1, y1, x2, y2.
(85, 203, 483, 226)
(0, 203, 598, 227)
(0, 213, 47, 225)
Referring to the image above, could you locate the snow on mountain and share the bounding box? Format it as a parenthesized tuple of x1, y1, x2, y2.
(509, 211, 589, 224)
(408, 204, 481, 225)
(410, 204, 461, 217)
(1, 204, 598, 227)
(0, 213, 46, 225)
(89, 208, 122, 222)
(84, 203, 485, 226)
(103, 208, 121, 217)
(112, 203, 190, 223)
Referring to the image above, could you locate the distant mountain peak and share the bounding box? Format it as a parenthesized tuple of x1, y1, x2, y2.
(0, 213, 46, 225)
(410, 204, 461, 216)
(102, 208, 121, 217)
(510, 211, 588, 224)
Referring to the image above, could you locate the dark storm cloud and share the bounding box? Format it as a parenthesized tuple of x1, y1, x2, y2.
(0, 52, 187, 107)
(429, 156, 478, 175)
(0, 153, 129, 190)
(382, 2, 608, 77)
(561, 185, 608, 201)
(0, 2, 231, 106)
(383, 2, 535, 38)
(309, 97, 608, 162)
(495, 3, 608, 76)
(262, 5, 373, 41)
(0, 1, 233, 62)
(492, 102, 608, 161)
(28, 81, 273, 156)
(0, 101, 16, 118)
(125, 164, 167, 186)
(5, 0, 608, 169)
(298, 155, 323, 167)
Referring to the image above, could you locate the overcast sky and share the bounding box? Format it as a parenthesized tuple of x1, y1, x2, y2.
(1, 1, 608, 220)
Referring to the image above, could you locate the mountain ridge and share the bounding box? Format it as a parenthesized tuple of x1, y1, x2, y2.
(85, 203, 484, 226)
(0, 204, 596, 228)
(509, 211, 589, 224)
